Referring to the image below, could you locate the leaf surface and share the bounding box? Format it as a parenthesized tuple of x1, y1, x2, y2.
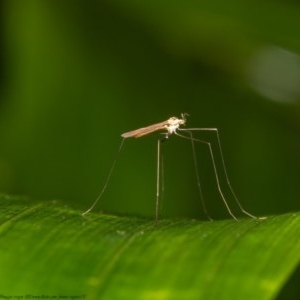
(0, 195, 299, 300)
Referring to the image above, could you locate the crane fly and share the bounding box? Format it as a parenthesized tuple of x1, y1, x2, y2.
(82, 113, 257, 224)
(121, 116, 186, 138)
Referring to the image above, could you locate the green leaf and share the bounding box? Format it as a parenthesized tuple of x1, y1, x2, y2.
(0, 195, 299, 300)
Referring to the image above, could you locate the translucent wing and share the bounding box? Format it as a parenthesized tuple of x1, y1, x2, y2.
(121, 120, 169, 138)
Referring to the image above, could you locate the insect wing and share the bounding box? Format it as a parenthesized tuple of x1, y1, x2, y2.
(121, 120, 168, 138)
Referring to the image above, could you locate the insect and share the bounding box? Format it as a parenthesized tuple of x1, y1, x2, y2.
(82, 113, 257, 224)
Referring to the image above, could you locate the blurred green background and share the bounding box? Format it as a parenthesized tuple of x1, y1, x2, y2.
(0, 0, 300, 221)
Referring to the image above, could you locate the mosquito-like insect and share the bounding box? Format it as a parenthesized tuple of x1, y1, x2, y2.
(82, 113, 257, 224)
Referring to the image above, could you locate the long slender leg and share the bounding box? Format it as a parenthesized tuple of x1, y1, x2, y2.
(155, 135, 168, 225)
(205, 140, 238, 220)
(185, 131, 212, 221)
(213, 129, 256, 218)
(155, 138, 161, 225)
(159, 139, 165, 220)
(82, 138, 126, 216)
(178, 128, 257, 219)
(176, 130, 238, 220)
(176, 131, 238, 220)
